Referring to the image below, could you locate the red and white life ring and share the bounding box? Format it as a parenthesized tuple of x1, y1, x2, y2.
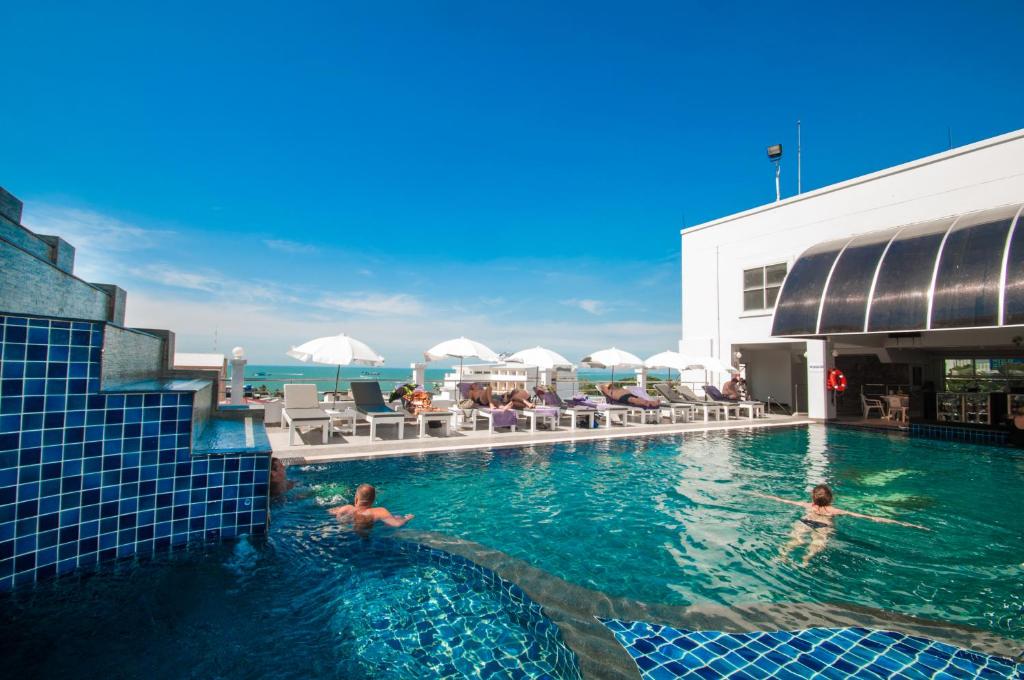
(826, 368, 847, 393)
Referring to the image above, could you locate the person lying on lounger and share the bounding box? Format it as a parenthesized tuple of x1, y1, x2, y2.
(503, 388, 535, 410)
(599, 383, 660, 408)
(755, 485, 927, 566)
(329, 484, 413, 534)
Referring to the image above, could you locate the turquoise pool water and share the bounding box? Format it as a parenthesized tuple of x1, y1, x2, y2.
(297, 426, 1023, 641)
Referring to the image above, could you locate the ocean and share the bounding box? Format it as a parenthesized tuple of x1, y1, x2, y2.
(233, 364, 671, 395)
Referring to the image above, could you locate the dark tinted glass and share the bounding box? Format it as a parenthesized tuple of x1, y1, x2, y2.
(931, 206, 1017, 329)
(771, 238, 848, 336)
(818, 230, 893, 333)
(743, 289, 763, 311)
(743, 268, 763, 290)
(1002, 209, 1024, 325)
(867, 218, 953, 332)
(765, 263, 787, 286)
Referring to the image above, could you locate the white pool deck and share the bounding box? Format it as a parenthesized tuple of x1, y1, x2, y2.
(269, 413, 815, 464)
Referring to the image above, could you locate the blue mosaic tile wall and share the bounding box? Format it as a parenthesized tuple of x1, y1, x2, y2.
(600, 618, 1022, 679)
(910, 422, 1009, 446)
(0, 314, 270, 591)
(394, 540, 582, 679)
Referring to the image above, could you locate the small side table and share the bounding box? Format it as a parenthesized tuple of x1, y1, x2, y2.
(325, 408, 358, 436)
(415, 411, 454, 437)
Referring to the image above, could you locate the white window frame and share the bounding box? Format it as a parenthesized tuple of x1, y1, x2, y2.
(742, 262, 787, 312)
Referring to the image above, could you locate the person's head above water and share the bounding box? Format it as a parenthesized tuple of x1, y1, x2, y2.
(811, 484, 834, 507)
(354, 483, 376, 507)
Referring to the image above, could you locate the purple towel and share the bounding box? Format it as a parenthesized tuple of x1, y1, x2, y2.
(534, 406, 559, 417)
(486, 408, 518, 428)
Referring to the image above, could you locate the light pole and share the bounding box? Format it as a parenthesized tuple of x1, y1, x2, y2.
(767, 144, 783, 202)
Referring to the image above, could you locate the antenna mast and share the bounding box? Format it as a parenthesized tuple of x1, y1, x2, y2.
(797, 120, 802, 194)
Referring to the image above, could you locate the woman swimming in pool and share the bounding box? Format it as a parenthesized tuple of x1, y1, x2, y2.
(756, 485, 927, 566)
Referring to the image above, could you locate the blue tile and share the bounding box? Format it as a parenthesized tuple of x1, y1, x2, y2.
(599, 621, 1020, 680)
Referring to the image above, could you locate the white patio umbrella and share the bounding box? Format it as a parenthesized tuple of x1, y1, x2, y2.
(286, 333, 385, 398)
(580, 347, 644, 385)
(644, 350, 702, 384)
(506, 346, 575, 386)
(424, 336, 500, 387)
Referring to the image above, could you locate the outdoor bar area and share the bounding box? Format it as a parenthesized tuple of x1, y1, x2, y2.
(771, 200, 1024, 443)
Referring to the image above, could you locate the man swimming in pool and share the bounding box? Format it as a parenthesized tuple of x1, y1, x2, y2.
(756, 485, 927, 566)
(329, 484, 414, 533)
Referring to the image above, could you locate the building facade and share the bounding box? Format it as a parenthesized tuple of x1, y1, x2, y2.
(680, 129, 1024, 429)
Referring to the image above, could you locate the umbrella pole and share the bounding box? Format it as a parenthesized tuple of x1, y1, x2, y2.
(334, 364, 341, 401)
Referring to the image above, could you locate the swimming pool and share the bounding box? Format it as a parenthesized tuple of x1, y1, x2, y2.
(3, 425, 1021, 677)
(297, 426, 1022, 640)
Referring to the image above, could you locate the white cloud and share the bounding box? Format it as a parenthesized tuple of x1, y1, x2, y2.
(21, 204, 173, 281)
(316, 293, 426, 317)
(124, 289, 678, 365)
(128, 264, 225, 292)
(562, 298, 606, 315)
(263, 239, 316, 254)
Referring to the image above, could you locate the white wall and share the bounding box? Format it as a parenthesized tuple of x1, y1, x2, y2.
(680, 128, 1024, 418)
(741, 349, 794, 404)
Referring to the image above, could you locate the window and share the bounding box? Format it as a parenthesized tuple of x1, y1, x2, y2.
(943, 358, 1024, 393)
(743, 263, 787, 311)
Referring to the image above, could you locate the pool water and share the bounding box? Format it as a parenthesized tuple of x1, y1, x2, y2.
(2, 425, 1021, 678)
(2, 520, 580, 678)
(296, 426, 1023, 641)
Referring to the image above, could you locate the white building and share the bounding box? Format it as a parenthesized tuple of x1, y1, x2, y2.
(680, 128, 1024, 423)
(424, 363, 578, 401)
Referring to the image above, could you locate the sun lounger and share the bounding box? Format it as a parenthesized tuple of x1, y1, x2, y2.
(654, 383, 729, 422)
(624, 386, 669, 424)
(453, 383, 518, 433)
(703, 385, 765, 419)
(350, 380, 406, 440)
(578, 395, 631, 428)
(537, 390, 597, 430)
(282, 384, 331, 445)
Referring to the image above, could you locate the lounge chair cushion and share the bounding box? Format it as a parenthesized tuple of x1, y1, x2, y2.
(284, 408, 330, 422)
(284, 384, 321, 409)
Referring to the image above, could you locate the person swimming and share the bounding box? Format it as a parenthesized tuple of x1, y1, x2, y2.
(756, 484, 927, 566)
(328, 483, 413, 534)
(269, 458, 295, 496)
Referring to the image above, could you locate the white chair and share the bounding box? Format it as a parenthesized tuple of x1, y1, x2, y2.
(861, 393, 886, 419)
(282, 384, 330, 445)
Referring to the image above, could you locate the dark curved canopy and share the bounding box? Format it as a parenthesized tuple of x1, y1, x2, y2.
(771, 202, 1024, 337)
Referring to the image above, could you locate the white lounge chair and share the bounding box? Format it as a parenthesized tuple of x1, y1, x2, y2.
(656, 384, 730, 421)
(282, 384, 331, 445)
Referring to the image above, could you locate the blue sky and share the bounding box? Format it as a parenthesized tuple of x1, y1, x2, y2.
(4, 1, 1024, 364)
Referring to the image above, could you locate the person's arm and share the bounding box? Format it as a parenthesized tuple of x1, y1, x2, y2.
(375, 507, 414, 527)
(751, 492, 807, 509)
(833, 508, 929, 530)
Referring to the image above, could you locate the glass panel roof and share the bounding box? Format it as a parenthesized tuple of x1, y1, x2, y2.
(771, 203, 1024, 337)
(770, 238, 848, 337)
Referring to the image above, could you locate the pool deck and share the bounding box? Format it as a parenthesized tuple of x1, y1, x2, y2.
(269, 413, 816, 463)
